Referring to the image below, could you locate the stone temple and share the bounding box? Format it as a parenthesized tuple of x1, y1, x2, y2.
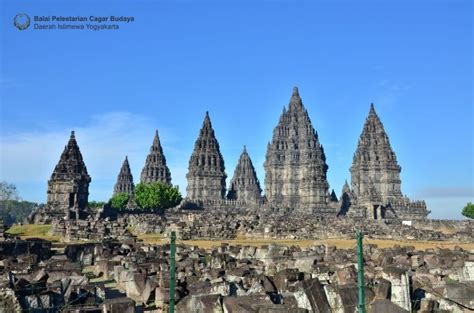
(39, 87, 429, 221)
(46, 131, 91, 220)
(113, 156, 134, 196)
(264, 87, 331, 212)
(140, 130, 172, 184)
(227, 146, 262, 205)
(186, 112, 227, 200)
(343, 104, 429, 219)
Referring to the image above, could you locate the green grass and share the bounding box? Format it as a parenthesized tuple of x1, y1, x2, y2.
(136, 232, 163, 244)
(6, 224, 61, 242)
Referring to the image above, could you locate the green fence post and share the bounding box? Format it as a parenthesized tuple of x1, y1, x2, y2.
(169, 231, 176, 313)
(357, 230, 366, 313)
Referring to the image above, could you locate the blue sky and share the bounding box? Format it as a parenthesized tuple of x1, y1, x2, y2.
(0, 0, 472, 219)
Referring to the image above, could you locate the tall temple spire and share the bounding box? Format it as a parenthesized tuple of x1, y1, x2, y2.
(227, 146, 262, 204)
(342, 180, 350, 194)
(152, 130, 161, 149)
(348, 103, 429, 219)
(264, 87, 330, 210)
(46, 130, 91, 220)
(186, 112, 227, 200)
(289, 86, 303, 109)
(351, 103, 402, 205)
(369, 103, 376, 116)
(140, 130, 172, 184)
(113, 156, 134, 196)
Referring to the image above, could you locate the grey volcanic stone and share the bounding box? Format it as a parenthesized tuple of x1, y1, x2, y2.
(140, 130, 172, 184)
(186, 112, 227, 200)
(296, 277, 331, 313)
(351, 104, 403, 206)
(347, 104, 429, 220)
(44, 131, 91, 221)
(176, 294, 223, 313)
(113, 156, 134, 196)
(272, 268, 300, 292)
(101, 298, 135, 313)
(368, 299, 409, 313)
(227, 146, 262, 205)
(264, 87, 330, 211)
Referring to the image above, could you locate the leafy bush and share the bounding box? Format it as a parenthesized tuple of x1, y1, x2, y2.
(109, 193, 130, 210)
(462, 202, 474, 219)
(88, 201, 107, 209)
(134, 182, 182, 211)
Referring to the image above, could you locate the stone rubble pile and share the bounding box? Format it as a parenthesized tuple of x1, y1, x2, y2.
(158, 210, 473, 242)
(50, 216, 134, 242)
(43, 209, 474, 244)
(1, 236, 472, 312)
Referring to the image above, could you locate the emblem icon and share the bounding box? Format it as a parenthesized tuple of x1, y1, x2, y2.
(13, 13, 30, 30)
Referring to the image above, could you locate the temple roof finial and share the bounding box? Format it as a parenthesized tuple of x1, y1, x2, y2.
(203, 111, 212, 125)
(152, 130, 161, 149)
(70, 130, 75, 139)
(289, 86, 303, 109)
(292, 86, 299, 95)
(369, 103, 376, 115)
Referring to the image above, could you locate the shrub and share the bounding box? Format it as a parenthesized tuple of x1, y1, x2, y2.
(134, 182, 182, 211)
(461, 202, 474, 219)
(109, 193, 130, 210)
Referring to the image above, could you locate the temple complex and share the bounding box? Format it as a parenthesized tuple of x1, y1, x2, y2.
(35, 88, 429, 221)
(45, 131, 91, 220)
(186, 112, 227, 200)
(227, 146, 262, 205)
(264, 87, 331, 212)
(345, 104, 429, 219)
(140, 130, 172, 184)
(113, 156, 134, 196)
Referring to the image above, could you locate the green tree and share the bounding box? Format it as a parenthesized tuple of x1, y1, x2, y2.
(0, 181, 18, 202)
(462, 202, 474, 219)
(109, 193, 130, 210)
(0, 200, 38, 225)
(0, 181, 38, 225)
(134, 182, 182, 211)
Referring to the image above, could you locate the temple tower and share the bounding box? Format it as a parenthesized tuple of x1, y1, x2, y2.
(186, 112, 227, 200)
(46, 131, 91, 220)
(339, 180, 353, 216)
(264, 87, 329, 210)
(140, 130, 172, 184)
(113, 156, 134, 196)
(348, 104, 429, 219)
(350, 104, 402, 205)
(227, 146, 262, 204)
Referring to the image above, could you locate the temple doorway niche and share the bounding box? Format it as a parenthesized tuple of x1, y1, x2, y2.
(69, 193, 75, 208)
(373, 205, 385, 220)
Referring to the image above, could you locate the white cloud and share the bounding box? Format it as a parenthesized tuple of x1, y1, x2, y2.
(0, 111, 188, 201)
